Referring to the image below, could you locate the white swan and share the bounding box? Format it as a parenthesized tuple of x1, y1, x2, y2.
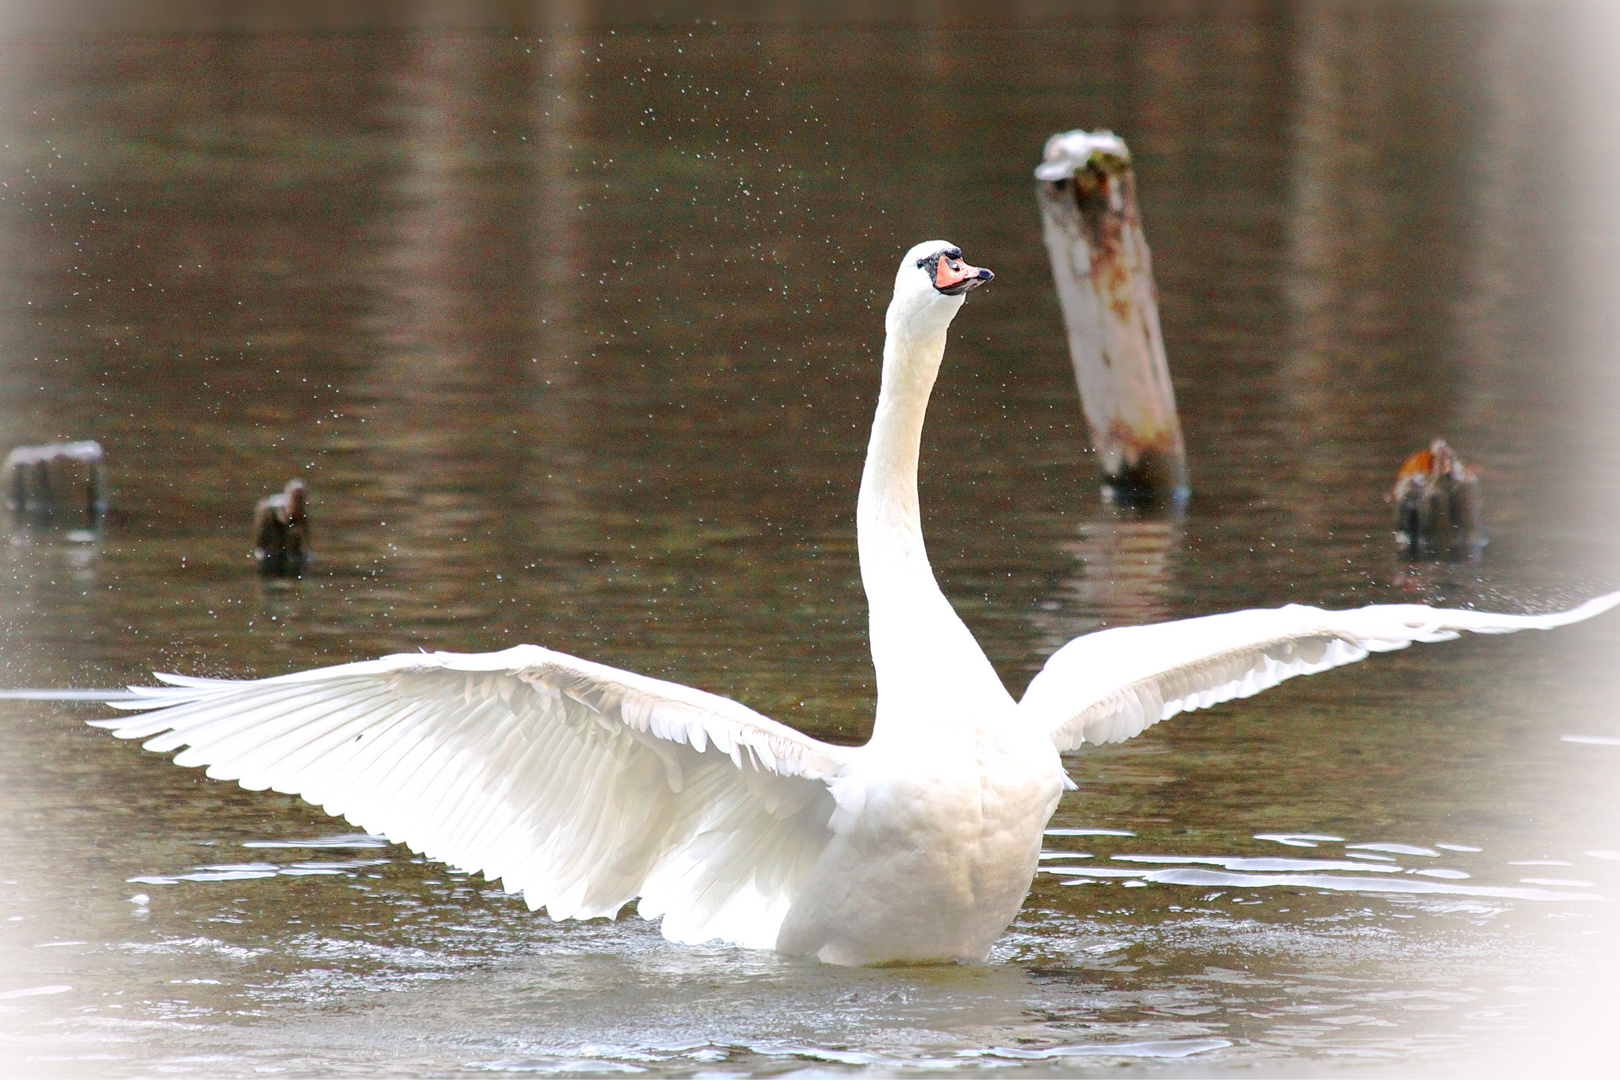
(92, 240, 1620, 966)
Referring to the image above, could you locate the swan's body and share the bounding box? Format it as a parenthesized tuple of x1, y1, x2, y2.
(93, 241, 1620, 966)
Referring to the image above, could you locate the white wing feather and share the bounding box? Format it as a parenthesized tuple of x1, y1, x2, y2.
(1024, 591, 1620, 752)
(92, 644, 852, 948)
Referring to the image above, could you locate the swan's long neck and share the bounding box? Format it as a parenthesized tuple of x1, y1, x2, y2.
(857, 322, 941, 584)
(859, 312, 1009, 741)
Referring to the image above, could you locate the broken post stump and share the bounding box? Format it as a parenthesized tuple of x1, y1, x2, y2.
(1036, 129, 1188, 505)
(252, 478, 310, 576)
(5, 440, 106, 527)
(1391, 439, 1484, 561)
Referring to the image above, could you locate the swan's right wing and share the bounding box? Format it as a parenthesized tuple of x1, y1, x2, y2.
(1023, 592, 1620, 752)
(92, 645, 852, 949)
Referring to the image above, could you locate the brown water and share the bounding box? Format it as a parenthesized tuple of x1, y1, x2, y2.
(3, 9, 1620, 1076)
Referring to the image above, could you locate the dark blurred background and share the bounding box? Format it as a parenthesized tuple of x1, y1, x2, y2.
(2, 4, 1620, 1075)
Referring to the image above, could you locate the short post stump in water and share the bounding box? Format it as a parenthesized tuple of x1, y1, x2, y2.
(4, 440, 106, 528)
(1391, 439, 1485, 562)
(252, 478, 310, 576)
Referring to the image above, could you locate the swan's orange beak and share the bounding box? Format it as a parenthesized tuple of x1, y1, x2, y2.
(934, 251, 994, 296)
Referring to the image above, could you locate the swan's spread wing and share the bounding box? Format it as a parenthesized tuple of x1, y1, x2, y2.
(92, 645, 851, 948)
(1024, 592, 1620, 752)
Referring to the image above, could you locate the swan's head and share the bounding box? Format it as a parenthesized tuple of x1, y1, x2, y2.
(887, 240, 994, 339)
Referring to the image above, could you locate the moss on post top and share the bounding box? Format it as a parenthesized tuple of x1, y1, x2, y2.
(1035, 129, 1132, 182)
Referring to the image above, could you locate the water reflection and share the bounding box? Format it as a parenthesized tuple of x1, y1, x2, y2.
(1030, 509, 1182, 655)
(1038, 827, 1620, 907)
(351, 30, 561, 608)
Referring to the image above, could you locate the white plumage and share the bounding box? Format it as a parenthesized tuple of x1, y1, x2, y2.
(1024, 595, 1620, 751)
(92, 241, 1620, 965)
(107, 648, 843, 949)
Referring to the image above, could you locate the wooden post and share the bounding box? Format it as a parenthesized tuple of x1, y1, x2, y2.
(1036, 130, 1188, 505)
(1391, 439, 1485, 561)
(4, 440, 105, 527)
(252, 478, 311, 576)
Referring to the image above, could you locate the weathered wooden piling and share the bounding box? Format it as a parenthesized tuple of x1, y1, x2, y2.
(4, 440, 106, 526)
(1036, 130, 1188, 505)
(1391, 439, 1484, 561)
(252, 478, 310, 576)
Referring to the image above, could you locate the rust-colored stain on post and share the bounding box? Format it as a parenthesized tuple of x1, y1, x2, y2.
(1036, 130, 1188, 505)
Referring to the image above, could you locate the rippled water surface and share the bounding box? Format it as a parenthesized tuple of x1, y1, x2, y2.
(3, 9, 1620, 1076)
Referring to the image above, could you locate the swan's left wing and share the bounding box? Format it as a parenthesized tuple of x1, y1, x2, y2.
(91, 645, 851, 949)
(1022, 592, 1620, 752)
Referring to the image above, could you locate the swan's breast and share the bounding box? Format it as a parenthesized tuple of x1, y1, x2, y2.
(778, 718, 1065, 963)
(844, 718, 1063, 876)
(967, 722, 1068, 897)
